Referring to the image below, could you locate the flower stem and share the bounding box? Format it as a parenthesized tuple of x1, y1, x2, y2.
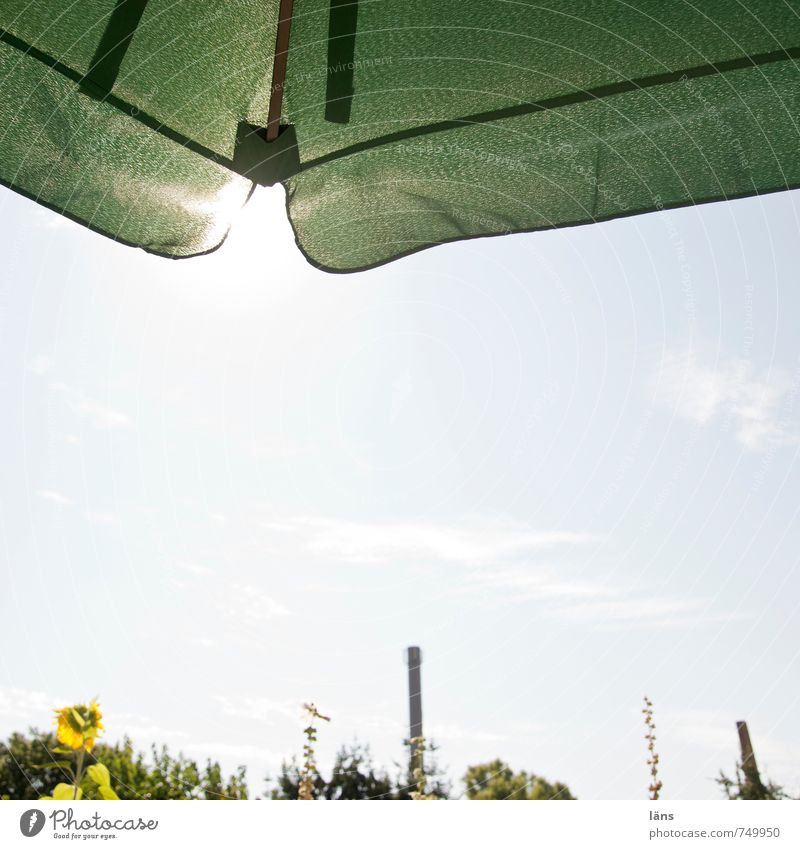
(73, 748, 85, 800)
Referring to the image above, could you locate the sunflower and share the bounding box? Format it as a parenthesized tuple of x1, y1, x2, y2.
(54, 700, 104, 752)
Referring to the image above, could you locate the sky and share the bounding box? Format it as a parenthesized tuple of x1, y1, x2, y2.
(1, 181, 799, 800)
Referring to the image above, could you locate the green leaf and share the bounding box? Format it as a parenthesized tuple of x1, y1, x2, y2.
(32, 761, 72, 770)
(53, 783, 82, 800)
(52, 746, 76, 755)
(70, 708, 86, 729)
(98, 785, 119, 800)
(87, 763, 111, 788)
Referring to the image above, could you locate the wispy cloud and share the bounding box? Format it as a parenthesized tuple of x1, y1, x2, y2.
(28, 354, 53, 376)
(0, 687, 56, 720)
(228, 584, 290, 623)
(216, 695, 299, 725)
(427, 723, 508, 743)
(111, 712, 188, 743)
(159, 567, 290, 636)
(459, 565, 733, 628)
(37, 489, 72, 506)
(184, 741, 284, 765)
(33, 207, 82, 231)
(262, 516, 596, 565)
(461, 565, 610, 602)
(175, 560, 214, 577)
(85, 510, 120, 526)
(53, 383, 132, 431)
(257, 514, 722, 629)
(655, 348, 799, 451)
(246, 433, 313, 462)
(552, 597, 741, 628)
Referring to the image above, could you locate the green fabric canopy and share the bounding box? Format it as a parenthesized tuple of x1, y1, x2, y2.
(2, 1, 800, 271)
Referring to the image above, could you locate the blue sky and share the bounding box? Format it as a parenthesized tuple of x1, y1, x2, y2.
(1, 183, 799, 799)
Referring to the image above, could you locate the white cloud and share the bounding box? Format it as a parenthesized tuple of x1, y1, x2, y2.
(0, 687, 55, 719)
(216, 695, 299, 725)
(263, 516, 596, 565)
(427, 723, 507, 743)
(461, 565, 611, 602)
(553, 597, 740, 628)
(53, 383, 132, 430)
(246, 433, 313, 462)
(28, 354, 53, 376)
(227, 584, 290, 622)
(33, 207, 82, 231)
(656, 348, 799, 451)
(157, 566, 290, 635)
(662, 709, 740, 753)
(37, 489, 72, 506)
(254, 514, 731, 628)
(175, 560, 214, 577)
(459, 565, 732, 628)
(110, 712, 188, 743)
(85, 510, 120, 526)
(184, 741, 284, 765)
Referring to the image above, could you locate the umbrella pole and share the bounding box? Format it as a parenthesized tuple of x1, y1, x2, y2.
(266, 0, 295, 141)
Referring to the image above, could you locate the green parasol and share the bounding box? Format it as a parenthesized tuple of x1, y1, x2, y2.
(2, 1, 800, 271)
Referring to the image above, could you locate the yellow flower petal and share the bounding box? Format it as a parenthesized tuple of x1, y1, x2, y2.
(53, 701, 106, 752)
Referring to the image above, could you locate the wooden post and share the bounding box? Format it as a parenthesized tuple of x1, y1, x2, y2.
(736, 719, 769, 799)
(736, 721, 760, 777)
(266, 0, 295, 141)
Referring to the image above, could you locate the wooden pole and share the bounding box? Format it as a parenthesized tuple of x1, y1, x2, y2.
(736, 719, 767, 796)
(266, 0, 295, 141)
(736, 721, 758, 773)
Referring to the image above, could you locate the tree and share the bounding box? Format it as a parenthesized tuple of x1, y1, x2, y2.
(267, 740, 450, 799)
(1, 729, 247, 800)
(268, 756, 324, 800)
(394, 738, 450, 800)
(1, 731, 68, 800)
(325, 743, 394, 800)
(463, 760, 575, 800)
(269, 743, 394, 799)
(717, 765, 789, 801)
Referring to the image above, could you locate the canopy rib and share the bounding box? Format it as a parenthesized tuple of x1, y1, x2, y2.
(0, 27, 229, 166)
(301, 44, 800, 172)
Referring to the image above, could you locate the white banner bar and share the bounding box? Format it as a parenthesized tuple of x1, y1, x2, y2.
(2, 800, 798, 849)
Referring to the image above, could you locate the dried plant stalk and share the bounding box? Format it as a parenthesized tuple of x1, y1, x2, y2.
(643, 696, 663, 800)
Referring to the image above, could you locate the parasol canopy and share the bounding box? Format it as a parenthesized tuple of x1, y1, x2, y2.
(2, 1, 800, 271)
